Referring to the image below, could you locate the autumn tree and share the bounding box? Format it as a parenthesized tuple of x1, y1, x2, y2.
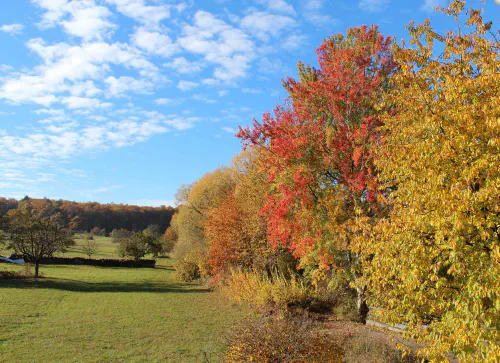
(172, 168, 235, 280)
(3, 201, 74, 277)
(357, 1, 500, 360)
(143, 224, 162, 257)
(117, 232, 148, 261)
(162, 220, 178, 256)
(110, 228, 132, 243)
(204, 149, 274, 279)
(238, 25, 396, 321)
(0, 197, 177, 233)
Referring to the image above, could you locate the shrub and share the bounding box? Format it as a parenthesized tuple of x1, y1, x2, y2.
(223, 269, 315, 311)
(225, 316, 342, 363)
(23, 263, 33, 276)
(174, 260, 200, 281)
(0, 265, 33, 279)
(332, 291, 361, 323)
(343, 335, 417, 363)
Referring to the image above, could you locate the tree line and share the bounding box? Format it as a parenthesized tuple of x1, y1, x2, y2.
(0, 196, 176, 233)
(168, 2, 500, 361)
(0, 198, 176, 277)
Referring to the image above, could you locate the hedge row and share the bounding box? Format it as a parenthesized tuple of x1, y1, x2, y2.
(24, 256, 156, 268)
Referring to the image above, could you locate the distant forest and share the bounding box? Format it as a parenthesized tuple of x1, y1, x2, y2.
(0, 197, 176, 233)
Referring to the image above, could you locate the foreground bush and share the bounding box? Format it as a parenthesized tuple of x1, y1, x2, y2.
(224, 269, 315, 311)
(343, 336, 417, 363)
(225, 316, 342, 363)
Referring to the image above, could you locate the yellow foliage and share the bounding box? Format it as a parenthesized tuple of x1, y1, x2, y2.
(358, 1, 500, 361)
(224, 269, 315, 310)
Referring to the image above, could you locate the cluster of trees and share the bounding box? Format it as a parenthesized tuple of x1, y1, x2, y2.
(170, 150, 298, 282)
(171, 2, 499, 361)
(110, 224, 174, 261)
(0, 197, 176, 233)
(0, 198, 175, 275)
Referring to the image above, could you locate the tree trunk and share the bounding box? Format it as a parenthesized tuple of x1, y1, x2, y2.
(356, 286, 369, 324)
(34, 260, 40, 278)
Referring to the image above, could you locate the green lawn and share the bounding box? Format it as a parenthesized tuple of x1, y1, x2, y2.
(65, 234, 120, 258)
(0, 234, 120, 260)
(0, 258, 245, 362)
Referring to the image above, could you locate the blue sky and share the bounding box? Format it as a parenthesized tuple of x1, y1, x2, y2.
(0, 0, 498, 206)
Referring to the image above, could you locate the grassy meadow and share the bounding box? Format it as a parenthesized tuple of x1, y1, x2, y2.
(0, 237, 246, 362)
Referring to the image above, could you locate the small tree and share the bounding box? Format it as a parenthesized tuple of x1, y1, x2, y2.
(162, 226, 178, 255)
(91, 226, 102, 236)
(143, 225, 162, 257)
(110, 228, 132, 243)
(4, 204, 74, 277)
(82, 237, 99, 259)
(118, 232, 148, 261)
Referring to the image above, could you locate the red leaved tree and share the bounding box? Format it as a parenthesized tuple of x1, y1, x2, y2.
(238, 25, 396, 322)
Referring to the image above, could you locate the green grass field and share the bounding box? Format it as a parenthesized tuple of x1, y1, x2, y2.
(65, 234, 121, 258)
(0, 237, 246, 362)
(1, 234, 119, 259)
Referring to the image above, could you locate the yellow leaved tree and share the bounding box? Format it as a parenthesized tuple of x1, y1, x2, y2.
(357, 1, 500, 361)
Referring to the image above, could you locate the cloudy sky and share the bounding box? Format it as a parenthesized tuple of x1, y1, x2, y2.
(0, 0, 497, 206)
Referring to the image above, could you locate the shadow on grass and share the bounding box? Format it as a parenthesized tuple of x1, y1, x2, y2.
(154, 266, 176, 271)
(0, 277, 212, 294)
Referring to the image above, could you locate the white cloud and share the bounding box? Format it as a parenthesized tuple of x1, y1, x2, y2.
(302, 1, 339, 28)
(83, 185, 122, 196)
(0, 64, 14, 73)
(155, 98, 179, 106)
(164, 57, 203, 74)
(0, 24, 24, 35)
(305, 13, 338, 27)
(255, 0, 295, 15)
(303, 0, 322, 10)
(221, 126, 236, 133)
(134, 199, 175, 207)
(358, 0, 391, 12)
(164, 116, 201, 131)
(177, 80, 198, 91)
(177, 10, 255, 81)
(131, 27, 177, 57)
(0, 40, 159, 106)
(218, 90, 228, 96)
(421, 0, 445, 12)
(258, 57, 287, 74)
(281, 34, 307, 50)
(202, 78, 222, 87)
(32, 0, 115, 41)
(192, 94, 216, 104)
(61, 96, 111, 109)
(104, 0, 170, 28)
(242, 88, 263, 94)
(241, 12, 296, 41)
(104, 76, 154, 97)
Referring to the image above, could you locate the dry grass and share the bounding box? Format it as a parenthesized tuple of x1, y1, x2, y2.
(223, 268, 316, 311)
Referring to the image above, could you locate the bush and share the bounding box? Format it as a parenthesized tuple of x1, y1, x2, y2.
(174, 260, 200, 281)
(343, 335, 417, 363)
(0, 265, 33, 279)
(332, 291, 361, 323)
(223, 269, 315, 311)
(225, 316, 342, 363)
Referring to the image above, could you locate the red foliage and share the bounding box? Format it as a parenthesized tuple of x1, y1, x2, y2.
(237, 25, 397, 260)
